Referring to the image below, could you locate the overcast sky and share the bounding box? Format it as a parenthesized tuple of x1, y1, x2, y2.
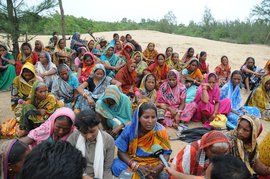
(59, 0, 261, 25)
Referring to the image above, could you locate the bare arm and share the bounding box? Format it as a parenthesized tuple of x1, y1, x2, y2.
(201, 86, 209, 103)
(253, 158, 270, 175)
(111, 79, 121, 87)
(77, 68, 82, 78)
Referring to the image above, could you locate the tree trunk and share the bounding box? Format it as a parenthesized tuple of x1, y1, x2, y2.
(58, 0, 66, 41)
(6, 0, 20, 58)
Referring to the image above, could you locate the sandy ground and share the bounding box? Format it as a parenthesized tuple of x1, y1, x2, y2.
(0, 30, 269, 158)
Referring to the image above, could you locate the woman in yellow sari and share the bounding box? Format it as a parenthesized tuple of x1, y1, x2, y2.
(112, 102, 172, 178)
(247, 76, 270, 121)
(17, 81, 63, 137)
(53, 38, 72, 66)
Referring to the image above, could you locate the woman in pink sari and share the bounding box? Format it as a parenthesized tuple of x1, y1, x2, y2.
(19, 107, 75, 147)
(193, 73, 231, 127)
(156, 69, 196, 128)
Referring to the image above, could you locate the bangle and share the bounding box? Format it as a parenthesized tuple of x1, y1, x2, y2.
(82, 92, 87, 98)
(131, 161, 137, 170)
(193, 79, 197, 83)
(128, 159, 133, 167)
(134, 162, 141, 172)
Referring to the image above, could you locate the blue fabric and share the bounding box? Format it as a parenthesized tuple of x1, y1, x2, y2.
(68, 72, 79, 89)
(186, 84, 198, 104)
(220, 80, 261, 129)
(100, 54, 119, 66)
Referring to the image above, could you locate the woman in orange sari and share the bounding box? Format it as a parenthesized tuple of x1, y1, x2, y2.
(16, 42, 38, 75)
(264, 60, 270, 76)
(115, 59, 138, 95)
(181, 47, 195, 64)
(143, 42, 158, 65)
(77, 52, 95, 83)
(181, 58, 203, 86)
(144, 53, 169, 89)
(112, 102, 171, 179)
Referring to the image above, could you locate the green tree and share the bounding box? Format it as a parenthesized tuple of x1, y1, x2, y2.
(252, 0, 270, 23)
(0, 0, 58, 57)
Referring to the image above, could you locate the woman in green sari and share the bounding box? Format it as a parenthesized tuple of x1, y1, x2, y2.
(0, 44, 16, 91)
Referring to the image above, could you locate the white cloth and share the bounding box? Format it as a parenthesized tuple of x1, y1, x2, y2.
(76, 130, 104, 178)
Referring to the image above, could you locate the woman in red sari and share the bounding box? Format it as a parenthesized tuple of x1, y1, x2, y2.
(77, 52, 95, 83)
(121, 42, 135, 62)
(144, 53, 169, 89)
(115, 59, 138, 95)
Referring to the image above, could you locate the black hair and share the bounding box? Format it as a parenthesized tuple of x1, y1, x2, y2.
(107, 46, 114, 51)
(168, 70, 177, 78)
(171, 52, 178, 58)
(113, 33, 119, 38)
(138, 102, 157, 118)
(78, 47, 86, 54)
(211, 155, 251, 179)
(57, 38, 64, 45)
(21, 42, 32, 51)
(208, 73, 217, 80)
(245, 57, 255, 65)
(75, 110, 100, 133)
(22, 68, 34, 75)
(221, 55, 228, 61)
(0, 44, 8, 51)
(199, 51, 207, 58)
(53, 32, 58, 36)
(8, 140, 29, 165)
(21, 141, 86, 179)
(165, 47, 173, 54)
(55, 116, 73, 127)
(83, 53, 93, 61)
(157, 53, 166, 60)
(231, 70, 242, 79)
(125, 34, 131, 39)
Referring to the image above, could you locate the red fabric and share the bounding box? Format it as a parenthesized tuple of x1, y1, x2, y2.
(115, 59, 137, 94)
(120, 43, 135, 61)
(79, 52, 95, 83)
(199, 60, 208, 74)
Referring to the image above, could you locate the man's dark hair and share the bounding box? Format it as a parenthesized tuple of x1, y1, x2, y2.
(21, 141, 86, 179)
(211, 154, 251, 179)
(75, 109, 100, 133)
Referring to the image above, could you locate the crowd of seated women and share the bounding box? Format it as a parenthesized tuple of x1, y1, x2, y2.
(0, 31, 270, 179)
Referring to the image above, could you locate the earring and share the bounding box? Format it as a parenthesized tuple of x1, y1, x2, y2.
(9, 168, 13, 172)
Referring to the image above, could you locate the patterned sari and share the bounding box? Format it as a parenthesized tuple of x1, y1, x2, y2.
(143, 42, 158, 65)
(0, 50, 16, 91)
(78, 52, 96, 83)
(112, 104, 172, 178)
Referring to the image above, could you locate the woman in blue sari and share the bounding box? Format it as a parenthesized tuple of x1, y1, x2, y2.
(70, 32, 87, 52)
(220, 70, 261, 129)
(96, 85, 132, 138)
(112, 102, 171, 179)
(99, 46, 125, 77)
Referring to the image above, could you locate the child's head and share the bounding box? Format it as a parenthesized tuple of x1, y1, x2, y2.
(171, 52, 179, 63)
(147, 43, 155, 51)
(199, 51, 207, 61)
(221, 56, 229, 66)
(22, 68, 34, 82)
(113, 33, 119, 41)
(188, 59, 199, 72)
(75, 110, 100, 142)
(144, 74, 156, 92)
(165, 47, 173, 57)
(157, 54, 166, 66)
(83, 53, 94, 66)
(187, 47, 194, 57)
(88, 40, 95, 50)
(138, 102, 157, 132)
(167, 70, 177, 88)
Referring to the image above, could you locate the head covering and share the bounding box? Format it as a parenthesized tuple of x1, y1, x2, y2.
(200, 130, 230, 149)
(28, 107, 76, 145)
(115, 59, 137, 94)
(139, 74, 157, 102)
(265, 60, 270, 75)
(0, 140, 17, 179)
(34, 40, 44, 53)
(121, 42, 135, 61)
(71, 32, 81, 48)
(30, 81, 48, 105)
(143, 42, 158, 65)
(248, 76, 270, 112)
(146, 53, 169, 81)
(80, 52, 95, 79)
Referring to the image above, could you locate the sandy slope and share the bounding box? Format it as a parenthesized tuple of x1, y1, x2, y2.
(0, 30, 269, 157)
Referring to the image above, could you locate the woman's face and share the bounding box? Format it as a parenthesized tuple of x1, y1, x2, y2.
(188, 49, 194, 57)
(114, 34, 119, 41)
(104, 98, 116, 107)
(128, 62, 136, 73)
(35, 41, 42, 50)
(100, 41, 106, 47)
(231, 74, 241, 87)
(59, 40, 65, 49)
(145, 76, 156, 91)
(208, 76, 216, 89)
(94, 69, 104, 80)
(157, 55, 165, 66)
(189, 61, 198, 72)
(107, 48, 114, 56)
(0, 46, 6, 56)
(134, 53, 141, 63)
(115, 41, 121, 49)
(168, 74, 177, 88)
(88, 41, 94, 49)
(81, 126, 99, 142)
(148, 43, 154, 51)
(172, 54, 179, 63)
(246, 59, 254, 68)
(200, 53, 207, 61)
(221, 57, 228, 65)
(265, 80, 270, 91)
(237, 119, 252, 143)
(23, 45, 31, 56)
(22, 68, 34, 82)
(126, 35, 132, 41)
(39, 54, 48, 64)
(53, 117, 73, 140)
(9, 148, 30, 175)
(59, 68, 69, 81)
(126, 46, 132, 53)
(84, 56, 93, 66)
(166, 48, 173, 56)
(139, 109, 157, 132)
(35, 85, 48, 100)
